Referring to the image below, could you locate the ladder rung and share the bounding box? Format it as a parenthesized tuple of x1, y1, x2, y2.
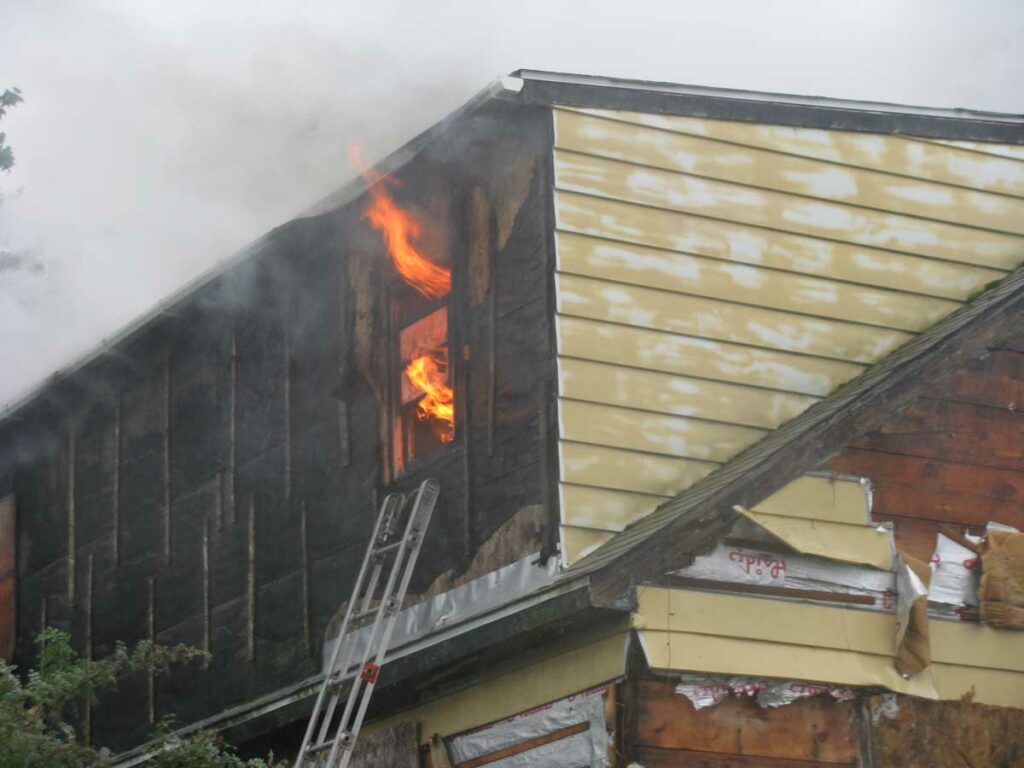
(373, 540, 403, 556)
(305, 740, 335, 755)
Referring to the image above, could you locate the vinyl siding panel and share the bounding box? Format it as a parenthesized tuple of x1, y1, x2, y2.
(635, 587, 1024, 707)
(574, 108, 1024, 199)
(552, 107, 1024, 563)
(556, 150, 1024, 270)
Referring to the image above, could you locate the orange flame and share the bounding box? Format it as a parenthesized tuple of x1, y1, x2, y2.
(404, 349, 455, 442)
(350, 146, 451, 300)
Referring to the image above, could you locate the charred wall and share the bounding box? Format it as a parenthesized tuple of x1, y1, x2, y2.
(0, 101, 555, 752)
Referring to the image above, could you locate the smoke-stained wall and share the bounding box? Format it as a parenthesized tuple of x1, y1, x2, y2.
(0, 101, 555, 752)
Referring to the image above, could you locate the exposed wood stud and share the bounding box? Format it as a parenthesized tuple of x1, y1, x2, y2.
(284, 307, 292, 500)
(456, 193, 476, 560)
(227, 327, 239, 527)
(162, 353, 172, 563)
(337, 252, 352, 470)
(213, 471, 224, 532)
(856, 698, 876, 768)
(540, 116, 563, 564)
(146, 575, 155, 724)
(246, 495, 256, 663)
(85, 554, 94, 659)
(300, 500, 311, 656)
(66, 426, 76, 604)
(487, 207, 498, 458)
(113, 403, 122, 565)
(84, 553, 94, 745)
(337, 400, 351, 468)
(202, 518, 211, 660)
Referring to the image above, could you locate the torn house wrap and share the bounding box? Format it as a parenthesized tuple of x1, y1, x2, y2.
(675, 673, 855, 710)
(929, 533, 980, 609)
(674, 543, 895, 607)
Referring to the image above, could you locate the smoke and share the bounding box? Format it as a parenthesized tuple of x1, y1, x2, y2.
(1, 0, 1022, 408)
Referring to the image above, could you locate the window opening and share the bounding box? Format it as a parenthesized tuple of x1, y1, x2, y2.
(352, 159, 456, 475)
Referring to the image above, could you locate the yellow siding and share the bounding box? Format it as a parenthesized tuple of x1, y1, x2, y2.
(560, 358, 818, 430)
(556, 151, 1023, 269)
(639, 629, 938, 697)
(560, 399, 765, 463)
(557, 273, 912, 363)
(752, 474, 869, 525)
(738, 508, 893, 570)
(558, 230, 959, 331)
(560, 441, 715, 497)
(558, 316, 864, 396)
(556, 109, 1024, 234)
(553, 107, 1024, 562)
(560, 524, 616, 563)
(363, 626, 630, 743)
(635, 587, 1024, 706)
(572, 108, 1024, 199)
(557, 192, 1005, 301)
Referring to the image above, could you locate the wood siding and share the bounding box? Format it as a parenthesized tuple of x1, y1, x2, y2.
(827, 327, 1024, 562)
(633, 678, 859, 767)
(552, 106, 1024, 563)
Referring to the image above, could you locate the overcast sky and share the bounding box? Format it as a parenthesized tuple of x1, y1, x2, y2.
(1, 0, 1022, 408)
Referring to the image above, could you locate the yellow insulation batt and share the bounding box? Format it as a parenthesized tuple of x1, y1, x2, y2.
(979, 530, 1024, 629)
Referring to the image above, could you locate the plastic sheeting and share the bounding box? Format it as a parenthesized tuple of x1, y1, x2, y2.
(929, 533, 981, 609)
(322, 554, 558, 674)
(446, 687, 610, 768)
(674, 542, 895, 608)
(674, 673, 855, 710)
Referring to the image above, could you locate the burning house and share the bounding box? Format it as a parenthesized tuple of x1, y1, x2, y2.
(2, 71, 1024, 766)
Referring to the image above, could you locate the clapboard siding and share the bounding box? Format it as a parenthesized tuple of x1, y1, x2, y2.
(556, 109, 1024, 235)
(557, 316, 864, 396)
(575, 108, 1024, 198)
(553, 107, 1024, 563)
(556, 191, 1005, 300)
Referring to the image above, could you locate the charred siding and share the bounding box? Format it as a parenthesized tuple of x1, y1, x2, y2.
(0, 103, 554, 751)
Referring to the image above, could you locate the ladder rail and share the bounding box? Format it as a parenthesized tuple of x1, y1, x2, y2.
(325, 479, 438, 768)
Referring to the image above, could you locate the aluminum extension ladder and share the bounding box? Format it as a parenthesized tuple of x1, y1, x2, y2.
(296, 478, 440, 768)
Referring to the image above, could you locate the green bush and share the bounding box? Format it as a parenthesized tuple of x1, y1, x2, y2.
(0, 629, 287, 768)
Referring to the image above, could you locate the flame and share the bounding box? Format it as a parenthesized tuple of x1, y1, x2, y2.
(404, 349, 455, 442)
(351, 146, 451, 300)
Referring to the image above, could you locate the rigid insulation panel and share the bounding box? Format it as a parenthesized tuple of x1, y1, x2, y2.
(552, 107, 1024, 563)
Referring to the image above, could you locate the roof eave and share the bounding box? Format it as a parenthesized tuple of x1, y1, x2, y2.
(514, 69, 1024, 143)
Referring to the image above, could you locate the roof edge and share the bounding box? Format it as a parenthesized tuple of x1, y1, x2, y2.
(514, 69, 1024, 143)
(0, 76, 522, 427)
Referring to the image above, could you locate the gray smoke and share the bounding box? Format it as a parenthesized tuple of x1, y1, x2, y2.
(1, 0, 1022, 408)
